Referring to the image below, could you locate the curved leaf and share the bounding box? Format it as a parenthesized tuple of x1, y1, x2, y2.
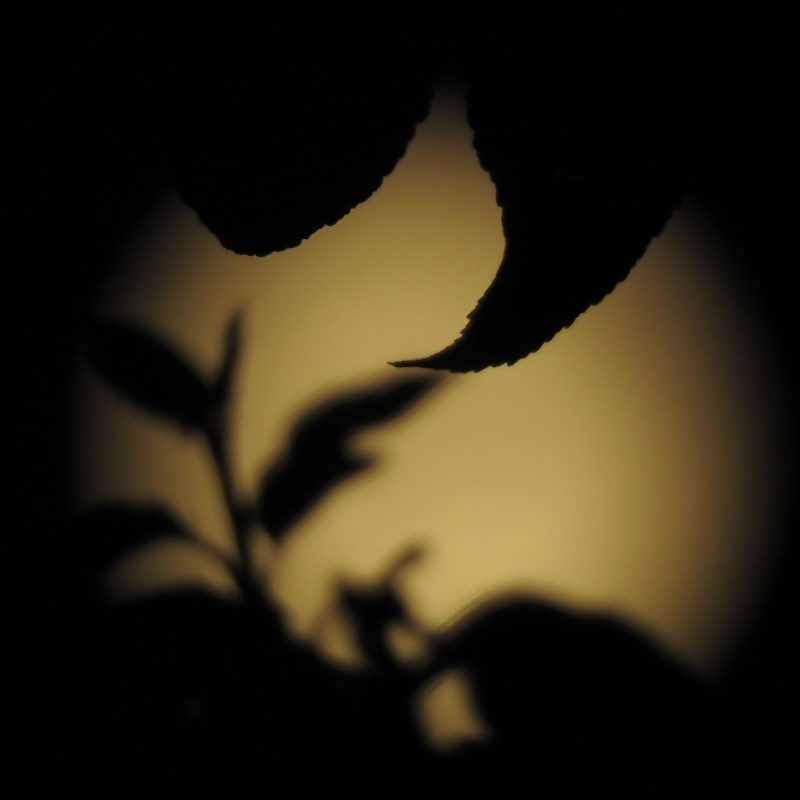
(168, 7, 439, 255)
(70, 503, 195, 575)
(393, 5, 708, 372)
(85, 318, 209, 429)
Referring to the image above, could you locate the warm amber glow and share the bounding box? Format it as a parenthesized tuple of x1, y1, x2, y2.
(72, 87, 779, 746)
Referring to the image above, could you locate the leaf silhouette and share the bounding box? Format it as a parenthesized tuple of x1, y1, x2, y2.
(391, 185, 682, 372)
(435, 598, 714, 752)
(70, 503, 196, 576)
(85, 318, 210, 429)
(168, 7, 439, 255)
(258, 375, 441, 540)
(392, 5, 715, 371)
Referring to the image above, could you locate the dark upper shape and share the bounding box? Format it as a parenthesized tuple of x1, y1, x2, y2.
(155, 0, 747, 372)
(395, 3, 726, 370)
(156, 4, 758, 373)
(163, 5, 443, 255)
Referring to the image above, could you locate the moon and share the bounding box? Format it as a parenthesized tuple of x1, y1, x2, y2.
(71, 86, 781, 747)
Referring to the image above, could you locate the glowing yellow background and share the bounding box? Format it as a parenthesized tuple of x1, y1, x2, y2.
(72, 88, 779, 743)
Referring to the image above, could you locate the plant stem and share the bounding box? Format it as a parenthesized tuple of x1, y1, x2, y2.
(205, 400, 260, 607)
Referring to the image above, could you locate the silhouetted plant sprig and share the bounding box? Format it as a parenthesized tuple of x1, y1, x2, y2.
(73, 316, 719, 774)
(81, 312, 262, 604)
(79, 311, 466, 711)
(78, 312, 495, 695)
(79, 312, 440, 649)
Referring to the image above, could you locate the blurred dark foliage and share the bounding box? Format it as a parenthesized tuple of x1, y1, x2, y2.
(258, 375, 441, 539)
(52, 311, 738, 795)
(2, 2, 797, 795)
(85, 318, 211, 429)
(69, 504, 195, 577)
(46, 586, 731, 796)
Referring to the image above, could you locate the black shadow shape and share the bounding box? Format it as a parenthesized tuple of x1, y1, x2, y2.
(4, 8, 794, 795)
(425, 596, 729, 795)
(257, 374, 442, 540)
(132, 7, 759, 373)
(338, 544, 426, 675)
(51, 587, 732, 796)
(54, 503, 231, 631)
(70, 502, 196, 576)
(85, 317, 210, 430)
(53, 587, 430, 794)
(166, 6, 443, 255)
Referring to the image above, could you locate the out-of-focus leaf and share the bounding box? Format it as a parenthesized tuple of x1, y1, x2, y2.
(392, 5, 721, 372)
(70, 503, 195, 576)
(167, 7, 440, 256)
(258, 375, 441, 540)
(85, 318, 209, 429)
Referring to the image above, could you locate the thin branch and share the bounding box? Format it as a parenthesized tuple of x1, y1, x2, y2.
(202, 313, 264, 607)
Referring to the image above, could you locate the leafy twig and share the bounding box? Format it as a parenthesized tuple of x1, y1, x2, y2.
(83, 311, 263, 605)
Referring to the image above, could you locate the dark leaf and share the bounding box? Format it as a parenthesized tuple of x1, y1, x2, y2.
(393, 5, 716, 372)
(85, 317, 209, 429)
(168, 7, 439, 255)
(70, 502, 195, 576)
(391, 186, 681, 372)
(258, 375, 441, 540)
(338, 546, 425, 674)
(427, 597, 724, 794)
